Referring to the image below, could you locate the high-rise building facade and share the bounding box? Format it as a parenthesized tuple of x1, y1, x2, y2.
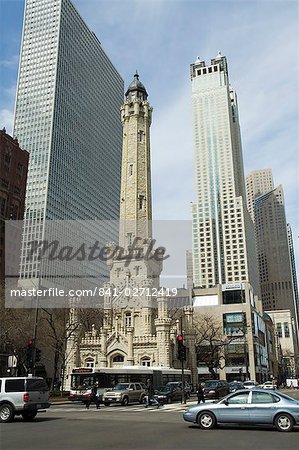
(287, 223, 299, 315)
(13, 0, 123, 284)
(255, 186, 297, 324)
(189, 54, 271, 381)
(246, 169, 274, 222)
(190, 53, 259, 296)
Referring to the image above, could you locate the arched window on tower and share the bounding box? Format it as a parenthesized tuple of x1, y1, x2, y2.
(112, 354, 124, 363)
(138, 195, 144, 210)
(125, 312, 132, 327)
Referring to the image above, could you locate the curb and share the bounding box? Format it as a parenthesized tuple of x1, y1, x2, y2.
(50, 401, 72, 405)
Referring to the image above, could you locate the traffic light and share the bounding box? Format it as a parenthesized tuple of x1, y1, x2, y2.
(35, 348, 41, 363)
(177, 335, 187, 361)
(26, 339, 35, 367)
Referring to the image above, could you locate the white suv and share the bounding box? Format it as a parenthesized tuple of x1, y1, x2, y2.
(0, 377, 50, 423)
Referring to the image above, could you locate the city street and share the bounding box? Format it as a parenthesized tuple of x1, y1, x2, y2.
(1, 401, 298, 450)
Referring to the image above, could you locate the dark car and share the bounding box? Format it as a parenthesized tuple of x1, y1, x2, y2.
(166, 381, 192, 399)
(203, 380, 229, 400)
(155, 385, 183, 404)
(228, 381, 244, 393)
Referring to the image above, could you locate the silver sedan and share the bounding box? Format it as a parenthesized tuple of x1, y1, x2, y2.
(183, 389, 299, 432)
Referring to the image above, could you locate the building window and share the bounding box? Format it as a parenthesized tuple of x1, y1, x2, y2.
(284, 322, 290, 338)
(140, 357, 151, 367)
(85, 358, 95, 368)
(223, 312, 245, 334)
(138, 195, 144, 210)
(223, 289, 245, 304)
(277, 323, 282, 338)
(138, 131, 144, 143)
(129, 164, 133, 176)
(125, 312, 132, 327)
(112, 355, 124, 363)
(127, 233, 132, 246)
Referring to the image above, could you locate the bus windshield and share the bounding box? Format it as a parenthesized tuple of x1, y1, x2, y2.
(71, 374, 95, 389)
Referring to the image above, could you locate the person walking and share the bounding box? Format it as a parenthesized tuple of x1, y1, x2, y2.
(145, 378, 160, 408)
(86, 382, 100, 409)
(196, 383, 205, 404)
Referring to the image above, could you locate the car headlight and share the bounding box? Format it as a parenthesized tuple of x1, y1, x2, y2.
(209, 390, 215, 393)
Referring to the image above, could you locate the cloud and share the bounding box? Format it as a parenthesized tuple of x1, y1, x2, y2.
(152, 84, 194, 219)
(0, 55, 19, 67)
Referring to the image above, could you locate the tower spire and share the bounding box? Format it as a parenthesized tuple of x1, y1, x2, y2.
(119, 73, 152, 249)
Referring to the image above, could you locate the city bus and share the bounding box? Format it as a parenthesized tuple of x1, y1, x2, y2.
(69, 366, 192, 402)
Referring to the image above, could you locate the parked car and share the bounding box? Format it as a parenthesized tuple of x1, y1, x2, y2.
(0, 377, 50, 423)
(228, 381, 244, 393)
(259, 381, 277, 390)
(183, 389, 299, 432)
(155, 384, 183, 404)
(103, 383, 145, 406)
(166, 381, 192, 398)
(203, 380, 230, 400)
(243, 380, 259, 389)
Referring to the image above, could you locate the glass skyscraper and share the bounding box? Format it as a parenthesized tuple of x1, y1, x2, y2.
(190, 53, 259, 296)
(13, 0, 123, 288)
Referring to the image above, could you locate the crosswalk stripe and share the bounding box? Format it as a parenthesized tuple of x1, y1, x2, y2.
(49, 406, 187, 413)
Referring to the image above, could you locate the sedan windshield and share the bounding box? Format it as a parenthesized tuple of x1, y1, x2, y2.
(204, 382, 218, 388)
(113, 384, 130, 391)
(158, 386, 172, 393)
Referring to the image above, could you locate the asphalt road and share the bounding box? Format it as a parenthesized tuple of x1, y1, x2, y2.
(1, 402, 299, 450)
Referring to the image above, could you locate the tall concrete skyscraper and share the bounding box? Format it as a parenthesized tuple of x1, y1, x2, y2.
(255, 186, 298, 324)
(13, 0, 123, 284)
(287, 223, 299, 315)
(246, 169, 274, 222)
(190, 53, 259, 299)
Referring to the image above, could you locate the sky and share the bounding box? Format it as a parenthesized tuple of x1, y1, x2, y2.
(0, 0, 298, 270)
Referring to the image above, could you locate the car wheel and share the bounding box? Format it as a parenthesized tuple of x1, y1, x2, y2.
(274, 413, 294, 432)
(139, 395, 145, 404)
(0, 403, 15, 423)
(121, 396, 129, 406)
(21, 411, 37, 422)
(197, 411, 216, 430)
(103, 402, 110, 407)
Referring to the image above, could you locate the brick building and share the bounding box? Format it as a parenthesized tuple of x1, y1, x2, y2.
(0, 127, 29, 279)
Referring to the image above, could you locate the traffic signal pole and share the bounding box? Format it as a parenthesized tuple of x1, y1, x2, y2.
(181, 351, 186, 404)
(178, 317, 187, 405)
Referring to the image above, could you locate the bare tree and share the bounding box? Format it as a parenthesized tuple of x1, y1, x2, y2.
(38, 308, 104, 391)
(193, 315, 245, 378)
(0, 283, 36, 375)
